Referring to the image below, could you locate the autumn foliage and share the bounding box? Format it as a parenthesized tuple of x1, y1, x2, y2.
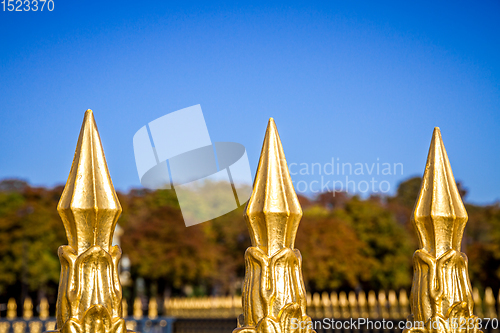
(0, 177, 499, 311)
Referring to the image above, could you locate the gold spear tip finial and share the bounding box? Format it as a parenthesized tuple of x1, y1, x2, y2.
(245, 118, 302, 256)
(412, 127, 467, 257)
(58, 109, 121, 254)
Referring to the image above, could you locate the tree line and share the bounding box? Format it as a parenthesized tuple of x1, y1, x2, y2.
(0, 177, 499, 310)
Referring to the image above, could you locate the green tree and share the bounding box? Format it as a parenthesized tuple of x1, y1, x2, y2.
(333, 197, 414, 290)
(297, 206, 374, 291)
(0, 181, 66, 301)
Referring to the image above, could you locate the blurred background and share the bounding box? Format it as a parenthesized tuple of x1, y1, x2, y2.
(0, 0, 499, 319)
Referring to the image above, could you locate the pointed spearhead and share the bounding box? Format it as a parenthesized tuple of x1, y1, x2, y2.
(412, 128, 467, 258)
(245, 118, 302, 257)
(58, 110, 122, 255)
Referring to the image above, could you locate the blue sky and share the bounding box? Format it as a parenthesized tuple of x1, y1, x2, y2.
(0, 1, 499, 204)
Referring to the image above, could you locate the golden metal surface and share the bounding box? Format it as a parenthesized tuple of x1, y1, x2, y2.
(30, 321, 43, 333)
(40, 297, 50, 320)
(148, 299, 158, 319)
(13, 322, 26, 333)
(234, 119, 314, 333)
(163, 290, 417, 319)
(121, 300, 128, 318)
(133, 298, 142, 320)
(23, 298, 33, 320)
(7, 298, 16, 320)
(405, 128, 480, 333)
(0, 323, 10, 333)
(53, 110, 131, 333)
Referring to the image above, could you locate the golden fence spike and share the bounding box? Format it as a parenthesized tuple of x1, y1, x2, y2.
(227, 296, 233, 317)
(484, 287, 496, 319)
(348, 291, 359, 318)
(29, 321, 42, 333)
(321, 291, 332, 318)
(133, 297, 143, 319)
(331, 291, 341, 319)
(232, 295, 241, 319)
(23, 297, 33, 320)
(178, 298, 184, 317)
(191, 297, 197, 318)
(53, 110, 130, 333)
(121, 299, 128, 318)
(206, 297, 213, 318)
(195, 297, 202, 318)
(378, 291, 389, 319)
(163, 298, 169, 317)
(179, 298, 185, 317)
(125, 321, 137, 332)
(313, 293, 321, 318)
(189, 298, 196, 318)
(7, 298, 16, 320)
(179, 299, 187, 317)
(388, 290, 399, 319)
(209, 296, 217, 318)
(312, 293, 321, 319)
(368, 291, 378, 319)
(204, 298, 210, 317)
(405, 128, 481, 333)
(194, 297, 200, 318)
(234, 118, 315, 332)
(166, 298, 172, 317)
(170, 298, 176, 317)
(183, 297, 190, 314)
(339, 291, 349, 319)
(39, 297, 49, 320)
(399, 289, 410, 319)
(214, 295, 222, 310)
(219, 296, 225, 318)
(148, 298, 158, 319)
(235, 296, 243, 320)
(473, 287, 484, 319)
(44, 322, 56, 331)
(222, 296, 231, 318)
(12, 322, 26, 333)
(0, 323, 10, 333)
(358, 291, 369, 318)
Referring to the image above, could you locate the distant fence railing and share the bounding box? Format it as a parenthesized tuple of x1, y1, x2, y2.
(0, 287, 498, 333)
(165, 287, 498, 320)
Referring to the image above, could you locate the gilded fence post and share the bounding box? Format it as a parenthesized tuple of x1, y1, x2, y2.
(331, 292, 341, 319)
(368, 291, 378, 319)
(148, 299, 157, 319)
(23, 298, 33, 320)
(388, 290, 400, 319)
(40, 298, 50, 320)
(7, 298, 17, 320)
(234, 118, 315, 333)
(358, 291, 368, 318)
(52, 110, 132, 333)
(400, 290, 410, 319)
(484, 288, 496, 319)
(133, 298, 142, 320)
(404, 128, 480, 333)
